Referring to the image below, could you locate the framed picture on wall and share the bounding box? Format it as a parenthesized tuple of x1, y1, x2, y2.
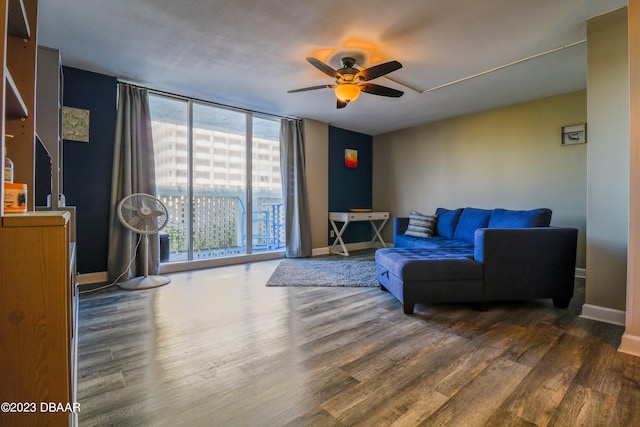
(63, 106, 91, 142)
(561, 123, 586, 145)
(345, 148, 358, 168)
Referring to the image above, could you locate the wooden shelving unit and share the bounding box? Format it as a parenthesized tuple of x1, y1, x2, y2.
(5, 67, 28, 119)
(7, 0, 30, 39)
(2, 0, 37, 212)
(0, 1, 78, 426)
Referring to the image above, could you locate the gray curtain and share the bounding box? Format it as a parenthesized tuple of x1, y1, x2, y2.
(107, 83, 159, 282)
(280, 119, 312, 257)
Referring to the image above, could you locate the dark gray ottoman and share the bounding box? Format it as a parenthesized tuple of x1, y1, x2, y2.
(375, 248, 484, 314)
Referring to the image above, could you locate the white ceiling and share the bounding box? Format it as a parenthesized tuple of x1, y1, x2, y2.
(37, 0, 627, 135)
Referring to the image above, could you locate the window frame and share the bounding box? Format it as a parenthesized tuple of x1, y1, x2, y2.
(148, 91, 285, 273)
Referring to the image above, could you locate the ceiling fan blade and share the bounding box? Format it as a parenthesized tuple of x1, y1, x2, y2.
(360, 83, 404, 98)
(337, 99, 348, 109)
(358, 60, 402, 81)
(287, 85, 334, 93)
(306, 57, 339, 78)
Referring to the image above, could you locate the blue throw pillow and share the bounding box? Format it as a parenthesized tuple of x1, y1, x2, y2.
(488, 208, 552, 228)
(453, 208, 492, 243)
(435, 208, 463, 239)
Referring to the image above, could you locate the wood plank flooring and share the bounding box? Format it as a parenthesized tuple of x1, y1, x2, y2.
(76, 258, 640, 426)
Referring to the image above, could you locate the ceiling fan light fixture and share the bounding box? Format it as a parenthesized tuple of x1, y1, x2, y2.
(290, 57, 403, 108)
(335, 84, 361, 103)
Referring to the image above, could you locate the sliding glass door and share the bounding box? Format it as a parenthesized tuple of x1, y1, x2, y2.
(251, 117, 284, 252)
(149, 94, 283, 263)
(191, 103, 247, 259)
(149, 95, 190, 261)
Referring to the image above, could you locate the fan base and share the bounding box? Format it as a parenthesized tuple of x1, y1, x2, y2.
(119, 275, 171, 290)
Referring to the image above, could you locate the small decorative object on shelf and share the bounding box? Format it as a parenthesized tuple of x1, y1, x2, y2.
(4, 157, 13, 182)
(4, 182, 27, 212)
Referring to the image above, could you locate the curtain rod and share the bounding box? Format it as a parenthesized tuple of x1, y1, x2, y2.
(117, 79, 300, 121)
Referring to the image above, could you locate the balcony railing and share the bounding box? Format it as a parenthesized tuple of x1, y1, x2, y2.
(158, 191, 284, 262)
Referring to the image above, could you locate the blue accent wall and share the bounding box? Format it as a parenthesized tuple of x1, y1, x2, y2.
(61, 72, 372, 268)
(328, 126, 373, 244)
(63, 67, 117, 274)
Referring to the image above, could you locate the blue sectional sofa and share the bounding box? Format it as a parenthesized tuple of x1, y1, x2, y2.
(375, 207, 578, 314)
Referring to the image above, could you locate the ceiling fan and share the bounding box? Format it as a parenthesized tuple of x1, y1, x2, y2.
(288, 57, 404, 109)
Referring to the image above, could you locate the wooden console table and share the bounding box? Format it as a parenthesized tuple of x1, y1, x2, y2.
(329, 211, 389, 256)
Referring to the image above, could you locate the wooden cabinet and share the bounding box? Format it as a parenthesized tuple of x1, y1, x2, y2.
(0, 211, 78, 426)
(2, 0, 38, 213)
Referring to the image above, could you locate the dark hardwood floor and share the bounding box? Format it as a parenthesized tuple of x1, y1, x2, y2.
(77, 258, 640, 426)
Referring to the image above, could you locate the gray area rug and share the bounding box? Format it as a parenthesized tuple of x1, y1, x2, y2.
(266, 255, 379, 288)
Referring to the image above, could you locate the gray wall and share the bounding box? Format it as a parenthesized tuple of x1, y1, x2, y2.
(373, 90, 588, 267)
(586, 8, 629, 312)
(304, 119, 329, 251)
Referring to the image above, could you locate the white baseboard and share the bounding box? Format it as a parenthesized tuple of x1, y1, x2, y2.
(314, 241, 388, 257)
(160, 251, 284, 274)
(342, 241, 374, 251)
(580, 304, 626, 326)
(77, 252, 287, 284)
(81, 244, 380, 281)
(77, 252, 585, 288)
(77, 271, 108, 285)
(619, 332, 640, 357)
(312, 247, 330, 256)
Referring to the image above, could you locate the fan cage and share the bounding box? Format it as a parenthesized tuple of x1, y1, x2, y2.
(118, 193, 169, 235)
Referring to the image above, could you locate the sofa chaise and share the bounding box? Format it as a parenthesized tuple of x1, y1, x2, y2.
(375, 207, 578, 314)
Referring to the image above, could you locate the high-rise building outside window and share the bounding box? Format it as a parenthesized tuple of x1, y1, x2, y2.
(149, 94, 283, 264)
